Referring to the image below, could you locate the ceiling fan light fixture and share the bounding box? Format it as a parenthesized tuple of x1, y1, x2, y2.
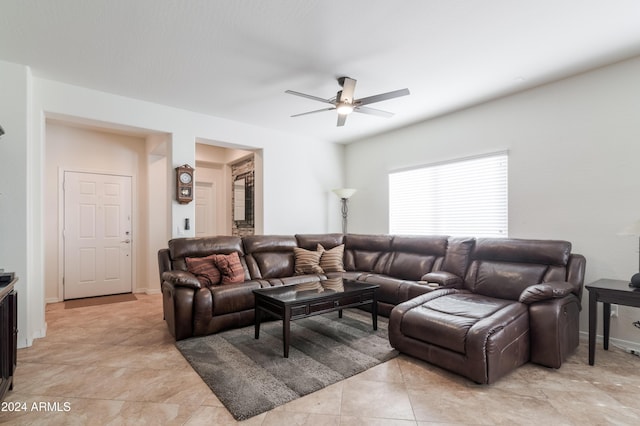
(336, 103, 354, 115)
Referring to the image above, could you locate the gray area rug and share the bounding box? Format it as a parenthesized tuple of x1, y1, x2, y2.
(176, 309, 398, 420)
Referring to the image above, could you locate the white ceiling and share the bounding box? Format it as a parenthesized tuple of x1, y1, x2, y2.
(1, 0, 640, 144)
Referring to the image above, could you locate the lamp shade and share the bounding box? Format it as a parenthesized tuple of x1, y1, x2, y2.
(332, 188, 357, 199)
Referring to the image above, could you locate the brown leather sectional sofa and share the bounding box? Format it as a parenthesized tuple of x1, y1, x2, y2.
(158, 233, 585, 383)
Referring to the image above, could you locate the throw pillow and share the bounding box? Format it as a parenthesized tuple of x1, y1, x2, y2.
(214, 252, 246, 284)
(185, 254, 221, 287)
(318, 244, 345, 272)
(293, 246, 324, 275)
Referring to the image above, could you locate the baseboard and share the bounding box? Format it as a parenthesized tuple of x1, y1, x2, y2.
(18, 323, 47, 349)
(579, 331, 640, 354)
(134, 288, 161, 295)
(48, 289, 160, 303)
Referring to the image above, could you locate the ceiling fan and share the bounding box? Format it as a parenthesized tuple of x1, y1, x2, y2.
(285, 77, 410, 127)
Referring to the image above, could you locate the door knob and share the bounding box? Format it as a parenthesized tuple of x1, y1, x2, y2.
(121, 239, 131, 244)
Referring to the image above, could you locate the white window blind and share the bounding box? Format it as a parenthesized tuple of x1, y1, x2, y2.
(389, 153, 508, 237)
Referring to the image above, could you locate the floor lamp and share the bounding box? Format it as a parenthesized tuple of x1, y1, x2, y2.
(332, 188, 356, 234)
(618, 219, 640, 288)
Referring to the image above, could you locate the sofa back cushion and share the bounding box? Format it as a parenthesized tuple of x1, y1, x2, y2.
(295, 234, 345, 250)
(243, 235, 298, 279)
(464, 238, 572, 300)
(385, 235, 448, 280)
(441, 237, 475, 278)
(168, 236, 249, 279)
(344, 234, 393, 273)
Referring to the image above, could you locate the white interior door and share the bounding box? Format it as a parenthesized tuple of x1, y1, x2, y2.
(64, 171, 132, 300)
(195, 182, 216, 236)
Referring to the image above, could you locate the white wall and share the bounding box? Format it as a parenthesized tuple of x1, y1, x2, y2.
(0, 61, 36, 348)
(345, 55, 640, 346)
(146, 134, 169, 291)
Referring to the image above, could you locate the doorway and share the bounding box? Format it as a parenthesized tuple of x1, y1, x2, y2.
(63, 171, 133, 300)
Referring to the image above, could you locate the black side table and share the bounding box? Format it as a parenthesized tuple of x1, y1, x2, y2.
(586, 278, 640, 365)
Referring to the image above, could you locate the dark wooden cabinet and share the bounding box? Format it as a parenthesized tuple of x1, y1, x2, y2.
(0, 279, 17, 401)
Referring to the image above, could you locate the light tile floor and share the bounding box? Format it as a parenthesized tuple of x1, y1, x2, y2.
(1, 293, 639, 425)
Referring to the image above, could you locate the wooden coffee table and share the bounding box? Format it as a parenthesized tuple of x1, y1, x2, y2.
(253, 279, 378, 357)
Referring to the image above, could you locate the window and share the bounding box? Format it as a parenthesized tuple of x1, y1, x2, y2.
(389, 152, 508, 237)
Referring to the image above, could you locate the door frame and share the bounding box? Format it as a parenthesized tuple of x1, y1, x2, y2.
(57, 167, 138, 301)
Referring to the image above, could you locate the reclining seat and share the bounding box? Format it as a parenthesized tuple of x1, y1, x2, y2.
(160, 236, 256, 340)
(389, 238, 586, 384)
(348, 234, 450, 316)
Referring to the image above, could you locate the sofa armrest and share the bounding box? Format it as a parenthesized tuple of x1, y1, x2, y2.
(518, 281, 574, 304)
(528, 294, 581, 367)
(161, 282, 196, 340)
(420, 271, 463, 287)
(162, 271, 202, 289)
(158, 248, 172, 285)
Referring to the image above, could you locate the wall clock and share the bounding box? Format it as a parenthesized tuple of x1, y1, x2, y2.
(175, 164, 194, 204)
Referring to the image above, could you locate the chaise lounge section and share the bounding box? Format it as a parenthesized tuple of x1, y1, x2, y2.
(388, 238, 585, 383)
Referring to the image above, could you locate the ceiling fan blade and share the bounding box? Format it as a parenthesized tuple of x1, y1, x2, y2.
(338, 77, 357, 103)
(285, 90, 334, 105)
(355, 88, 410, 106)
(337, 114, 347, 127)
(354, 106, 394, 118)
(291, 107, 335, 117)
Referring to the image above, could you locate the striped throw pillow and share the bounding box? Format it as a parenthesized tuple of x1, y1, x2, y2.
(293, 247, 324, 275)
(185, 254, 222, 287)
(318, 244, 345, 272)
(214, 252, 246, 284)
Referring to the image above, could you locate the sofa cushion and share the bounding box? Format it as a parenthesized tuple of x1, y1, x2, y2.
(293, 246, 324, 275)
(400, 291, 521, 354)
(473, 261, 548, 301)
(214, 252, 245, 284)
(209, 282, 258, 316)
(265, 274, 324, 287)
(319, 244, 345, 272)
(243, 235, 297, 279)
(381, 235, 447, 280)
(251, 252, 295, 278)
(169, 236, 244, 271)
(441, 237, 475, 278)
(388, 252, 437, 281)
(359, 274, 412, 305)
(344, 234, 392, 272)
(295, 234, 345, 250)
(471, 238, 571, 266)
(464, 238, 574, 301)
(185, 254, 222, 287)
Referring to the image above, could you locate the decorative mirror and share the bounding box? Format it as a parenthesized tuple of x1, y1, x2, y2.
(233, 171, 254, 228)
